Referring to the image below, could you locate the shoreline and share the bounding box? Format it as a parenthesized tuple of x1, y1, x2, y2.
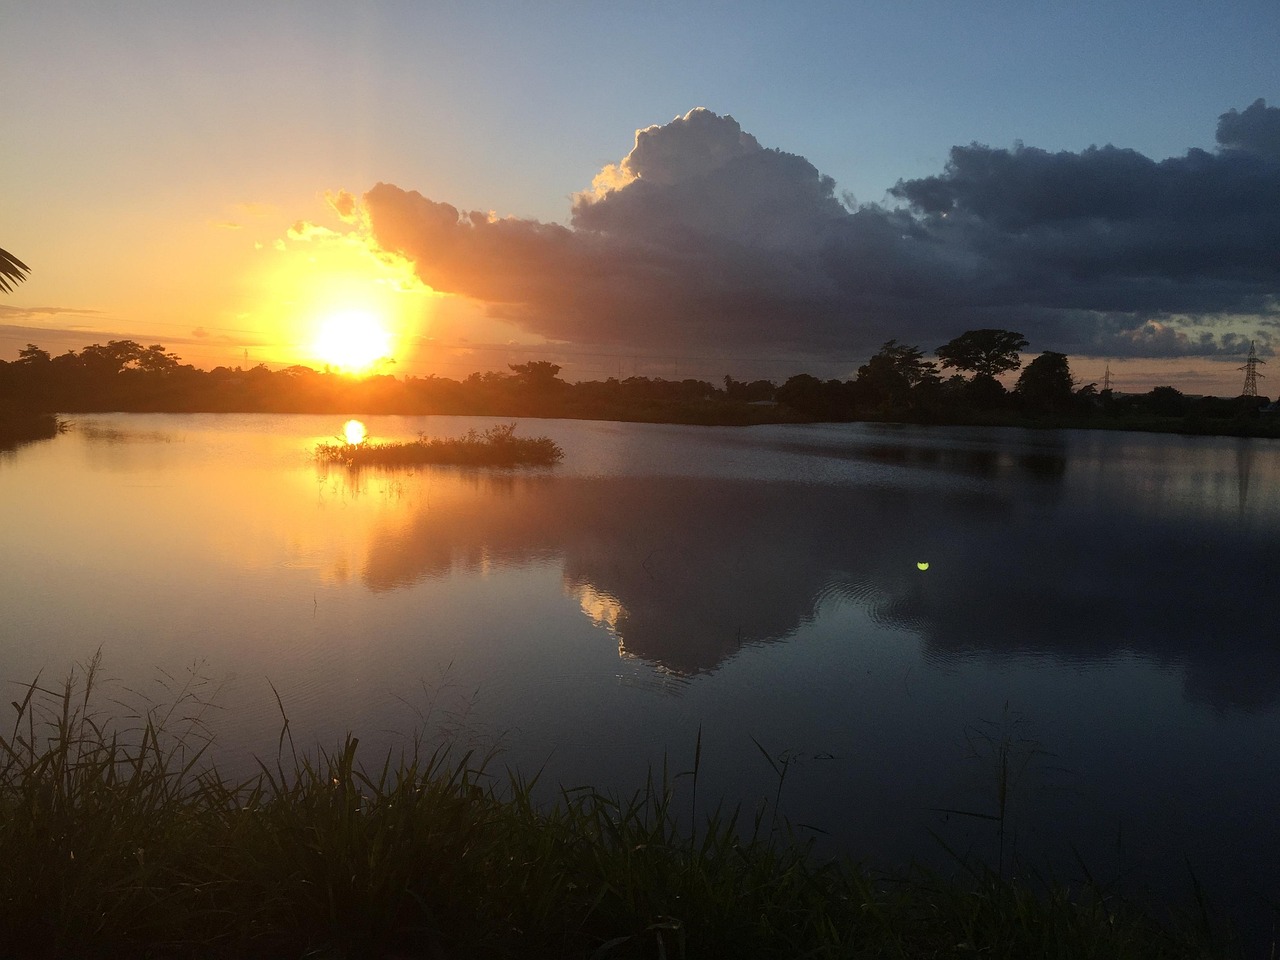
(1, 661, 1250, 959)
(22, 403, 1280, 442)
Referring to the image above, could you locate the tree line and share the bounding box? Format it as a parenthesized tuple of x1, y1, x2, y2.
(0, 331, 1273, 433)
(774, 330, 1272, 429)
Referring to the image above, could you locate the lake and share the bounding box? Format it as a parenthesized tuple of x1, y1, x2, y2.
(3, 413, 1278, 939)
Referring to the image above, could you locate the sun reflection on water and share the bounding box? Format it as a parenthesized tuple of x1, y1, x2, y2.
(343, 419, 367, 445)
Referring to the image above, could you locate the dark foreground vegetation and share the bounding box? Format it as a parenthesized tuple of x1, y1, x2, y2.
(0, 659, 1246, 960)
(315, 422, 563, 468)
(3, 333, 1277, 437)
(0, 407, 60, 451)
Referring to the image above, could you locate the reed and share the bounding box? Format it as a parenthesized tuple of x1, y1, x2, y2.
(0, 659, 1239, 959)
(314, 422, 563, 469)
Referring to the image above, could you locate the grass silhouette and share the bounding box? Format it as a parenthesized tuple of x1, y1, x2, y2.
(0, 656, 1243, 959)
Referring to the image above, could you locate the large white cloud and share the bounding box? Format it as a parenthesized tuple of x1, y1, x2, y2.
(364, 104, 1280, 362)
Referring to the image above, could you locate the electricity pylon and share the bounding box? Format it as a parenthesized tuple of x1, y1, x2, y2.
(1239, 340, 1265, 397)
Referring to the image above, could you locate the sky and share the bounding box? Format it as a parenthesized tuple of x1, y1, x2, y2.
(2, 1, 1278, 394)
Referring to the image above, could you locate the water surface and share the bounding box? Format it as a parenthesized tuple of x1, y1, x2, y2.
(2, 414, 1278, 936)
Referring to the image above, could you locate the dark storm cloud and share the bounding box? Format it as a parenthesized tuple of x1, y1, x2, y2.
(890, 140, 1280, 320)
(364, 104, 1280, 361)
(1217, 98, 1280, 161)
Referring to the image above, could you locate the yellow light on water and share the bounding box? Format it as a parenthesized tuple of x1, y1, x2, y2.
(343, 419, 367, 445)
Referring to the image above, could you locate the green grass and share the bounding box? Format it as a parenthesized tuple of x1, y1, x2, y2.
(315, 422, 564, 469)
(0, 657, 1244, 959)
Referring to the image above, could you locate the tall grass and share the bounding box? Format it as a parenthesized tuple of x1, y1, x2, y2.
(315, 422, 563, 469)
(0, 657, 1240, 959)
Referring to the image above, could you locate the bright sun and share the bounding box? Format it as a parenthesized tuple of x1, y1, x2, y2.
(310, 309, 394, 374)
(342, 419, 367, 445)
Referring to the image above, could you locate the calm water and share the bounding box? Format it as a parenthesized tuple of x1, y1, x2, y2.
(3, 414, 1279, 935)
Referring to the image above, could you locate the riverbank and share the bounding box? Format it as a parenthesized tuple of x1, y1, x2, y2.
(15, 394, 1280, 442)
(0, 408, 60, 450)
(0, 661, 1245, 959)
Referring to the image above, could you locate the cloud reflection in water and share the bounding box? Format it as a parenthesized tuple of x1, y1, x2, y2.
(344, 457, 1279, 709)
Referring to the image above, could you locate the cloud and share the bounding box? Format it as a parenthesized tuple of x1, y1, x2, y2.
(326, 189, 359, 222)
(286, 220, 340, 242)
(0, 304, 106, 321)
(1217, 98, 1280, 161)
(1092, 320, 1268, 359)
(0, 319, 242, 357)
(572, 109, 846, 249)
(890, 140, 1280, 319)
(363, 104, 1280, 364)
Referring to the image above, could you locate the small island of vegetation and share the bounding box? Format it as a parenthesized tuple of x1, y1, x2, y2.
(315, 422, 563, 468)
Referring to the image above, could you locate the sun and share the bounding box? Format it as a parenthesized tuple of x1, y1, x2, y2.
(310, 309, 394, 374)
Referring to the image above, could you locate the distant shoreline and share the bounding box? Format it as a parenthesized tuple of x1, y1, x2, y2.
(5, 340, 1277, 441)
(25, 403, 1280, 442)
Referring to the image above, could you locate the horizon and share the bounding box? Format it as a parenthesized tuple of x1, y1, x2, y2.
(3, 3, 1277, 398)
(4, 334, 1270, 402)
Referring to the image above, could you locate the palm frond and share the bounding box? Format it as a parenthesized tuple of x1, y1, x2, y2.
(0, 247, 31, 293)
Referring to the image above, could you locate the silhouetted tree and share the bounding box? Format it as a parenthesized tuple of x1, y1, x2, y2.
(1144, 385, 1189, 417)
(854, 340, 937, 407)
(79, 340, 148, 376)
(722, 376, 776, 402)
(508, 361, 563, 391)
(136, 344, 183, 374)
(776, 374, 822, 409)
(1015, 351, 1074, 413)
(0, 248, 29, 293)
(1072, 382, 1100, 418)
(935, 329, 1028, 379)
(777, 374, 856, 419)
(963, 372, 1010, 409)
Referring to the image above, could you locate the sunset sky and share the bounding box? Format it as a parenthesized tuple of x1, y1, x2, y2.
(3, 1, 1278, 393)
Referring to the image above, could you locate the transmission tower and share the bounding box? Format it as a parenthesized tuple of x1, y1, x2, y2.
(1239, 340, 1265, 397)
(1101, 363, 1113, 391)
